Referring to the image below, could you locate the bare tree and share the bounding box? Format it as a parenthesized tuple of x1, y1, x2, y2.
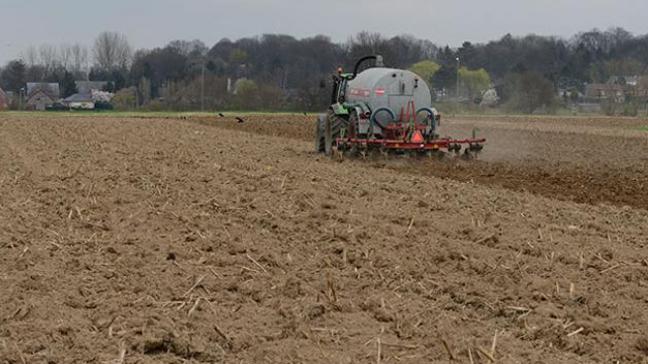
(348, 32, 399, 62)
(22, 46, 39, 67)
(93, 32, 133, 70)
(59, 44, 73, 70)
(70, 44, 89, 76)
(348, 31, 385, 53)
(39, 44, 59, 74)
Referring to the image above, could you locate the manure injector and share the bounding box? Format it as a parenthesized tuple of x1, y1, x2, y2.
(316, 55, 485, 157)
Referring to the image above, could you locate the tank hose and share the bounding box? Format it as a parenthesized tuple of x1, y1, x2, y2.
(369, 107, 396, 136)
(416, 107, 438, 134)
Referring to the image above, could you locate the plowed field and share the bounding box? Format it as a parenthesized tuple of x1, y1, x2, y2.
(195, 114, 648, 210)
(1, 114, 648, 363)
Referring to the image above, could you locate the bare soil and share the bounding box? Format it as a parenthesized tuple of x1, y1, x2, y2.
(195, 114, 648, 210)
(1, 114, 648, 363)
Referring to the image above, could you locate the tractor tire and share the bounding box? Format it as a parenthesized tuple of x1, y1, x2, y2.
(323, 111, 347, 155)
(319, 110, 348, 155)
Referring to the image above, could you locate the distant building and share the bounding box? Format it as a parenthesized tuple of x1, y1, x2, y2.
(628, 76, 648, 99)
(62, 89, 114, 110)
(584, 83, 625, 103)
(26, 90, 57, 111)
(75, 81, 108, 94)
(27, 82, 60, 98)
(608, 75, 640, 87)
(602, 75, 648, 100)
(63, 93, 95, 109)
(0, 87, 7, 110)
(26, 83, 60, 110)
(625, 76, 639, 87)
(480, 88, 499, 107)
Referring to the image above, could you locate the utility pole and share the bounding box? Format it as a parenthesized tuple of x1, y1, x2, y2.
(456, 57, 460, 101)
(201, 61, 205, 112)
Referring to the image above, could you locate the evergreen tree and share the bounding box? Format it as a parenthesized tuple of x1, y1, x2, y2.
(61, 71, 78, 98)
(0, 60, 27, 92)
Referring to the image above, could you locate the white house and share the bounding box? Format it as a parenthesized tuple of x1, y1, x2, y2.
(63, 93, 95, 109)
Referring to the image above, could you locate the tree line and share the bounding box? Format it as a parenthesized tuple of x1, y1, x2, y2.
(1, 28, 647, 113)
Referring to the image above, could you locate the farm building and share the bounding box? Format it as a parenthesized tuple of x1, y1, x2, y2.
(584, 83, 625, 103)
(608, 75, 640, 86)
(26, 90, 57, 111)
(586, 76, 648, 102)
(63, 93, 95, 109)
(628, 76, 648, 99)
(0, 87, 7, 110)
(26, 83, 60, 110)
(75, 81, 108, 94)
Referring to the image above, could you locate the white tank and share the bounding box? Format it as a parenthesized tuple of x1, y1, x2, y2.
(345, 68, 432, 123)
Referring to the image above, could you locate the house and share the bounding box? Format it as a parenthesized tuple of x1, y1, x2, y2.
(26, 83, 60, 110)
(27, 82, 60, 97)
(595, 75, 648, 101)
(26, 89, 58, 110)
(480, 88, 500, 107)
(0, 87, 7, 110)
(608, 75, 640, 87)
(75, 81, 108, 94)
(584, 83, 625, 103)
(627, 76, 648, 99)
(624, 76, 640, 87)
(62, 88, 114, 110)
(63, 93, 95, 109)
(638, 77, 648, 98)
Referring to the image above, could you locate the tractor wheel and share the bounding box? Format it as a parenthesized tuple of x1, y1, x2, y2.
(324, 111, 347, 156)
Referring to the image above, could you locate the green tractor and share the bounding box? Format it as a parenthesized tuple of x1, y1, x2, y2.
(315, 55, 484, 156)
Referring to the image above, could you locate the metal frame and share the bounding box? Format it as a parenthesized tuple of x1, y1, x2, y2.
(334, 136, 486, 152)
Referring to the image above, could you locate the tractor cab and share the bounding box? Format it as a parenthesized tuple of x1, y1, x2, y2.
(330, 55, 384, 107)
(330, 73, 352, 115)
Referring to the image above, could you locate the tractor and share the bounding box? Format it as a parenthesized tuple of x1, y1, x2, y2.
(315, 55, 485, 157)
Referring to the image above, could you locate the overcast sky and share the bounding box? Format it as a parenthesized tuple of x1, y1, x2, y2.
(1, 0, 648, 64)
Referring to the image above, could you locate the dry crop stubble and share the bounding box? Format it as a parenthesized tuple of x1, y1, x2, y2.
(0, 114, 647, 363)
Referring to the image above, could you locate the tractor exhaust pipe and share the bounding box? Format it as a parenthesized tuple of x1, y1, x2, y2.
(349, 55, 384, 81)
